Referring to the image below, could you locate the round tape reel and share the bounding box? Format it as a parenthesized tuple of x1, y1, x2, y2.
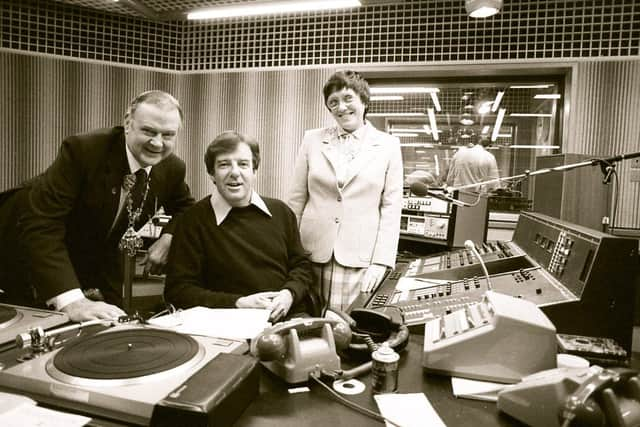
(332, 378, 366, 395)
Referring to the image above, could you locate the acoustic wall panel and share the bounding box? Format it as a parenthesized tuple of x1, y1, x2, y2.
(568, 61, 640, 230)
(0, 52, 334, 204)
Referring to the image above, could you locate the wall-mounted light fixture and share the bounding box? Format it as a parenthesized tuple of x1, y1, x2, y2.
(465, 0, 503, 18)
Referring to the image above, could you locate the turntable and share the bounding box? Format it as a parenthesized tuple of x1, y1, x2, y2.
(0, 323, 248, 425)
(0, 303, 67, 347)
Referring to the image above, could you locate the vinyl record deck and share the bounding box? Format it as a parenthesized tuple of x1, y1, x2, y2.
(48, 329, 205, 387)
(0, 303, 68, 347)
(0, 305, 20, 327)
(0, 325, 247, 425)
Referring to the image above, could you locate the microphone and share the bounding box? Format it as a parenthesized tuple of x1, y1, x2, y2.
(409, 182, 470, 207)
(464, 240, 493, 291)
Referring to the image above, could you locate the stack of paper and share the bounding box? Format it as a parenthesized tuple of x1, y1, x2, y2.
(148, 306, 271, 340)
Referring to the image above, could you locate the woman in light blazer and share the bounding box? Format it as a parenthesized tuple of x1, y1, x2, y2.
(288, 70, 403, 311)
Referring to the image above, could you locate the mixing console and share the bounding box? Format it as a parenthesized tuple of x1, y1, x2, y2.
(356, 212, 639, 351)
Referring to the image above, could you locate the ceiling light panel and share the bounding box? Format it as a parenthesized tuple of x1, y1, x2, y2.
(187, 0, 361, 20)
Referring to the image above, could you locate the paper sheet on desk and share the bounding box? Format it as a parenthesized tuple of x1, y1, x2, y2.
(147, 306, 271, 340)
(451, 377, 507, 402)
(374, 393, 446, 427)
(1, 403, 91, 427)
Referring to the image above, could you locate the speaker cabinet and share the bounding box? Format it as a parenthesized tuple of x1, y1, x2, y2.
(533, 153, 611, 232)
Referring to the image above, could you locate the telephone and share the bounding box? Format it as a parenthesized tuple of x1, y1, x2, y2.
(250, 317, 352, 383)
(250, 309, 410, 383)
(497, 366, 640, 427)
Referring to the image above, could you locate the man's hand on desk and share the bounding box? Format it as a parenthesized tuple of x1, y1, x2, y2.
(141, 233, 173, 276)
(61, 297, 126, 322)
(235, 290, 293, 322)
(267, 289, 293, 323)
(360, 263, 387, 293)
(236, 291, 280, 310)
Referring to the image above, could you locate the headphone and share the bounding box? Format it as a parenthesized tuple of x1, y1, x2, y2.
(326, 308, 410, 360)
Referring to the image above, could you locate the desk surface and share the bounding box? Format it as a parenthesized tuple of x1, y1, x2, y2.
(0, 329, 523, 427)
(236, 334, 524, 427)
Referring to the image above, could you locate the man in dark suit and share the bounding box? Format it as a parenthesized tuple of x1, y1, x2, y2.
(0, 90, 194, 322)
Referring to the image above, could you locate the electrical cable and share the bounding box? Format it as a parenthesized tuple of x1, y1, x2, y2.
(309, 373, 405, 427)
(610, 168, 619, 232)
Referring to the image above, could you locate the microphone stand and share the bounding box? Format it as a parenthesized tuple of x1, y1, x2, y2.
(444, 151, 640, 233)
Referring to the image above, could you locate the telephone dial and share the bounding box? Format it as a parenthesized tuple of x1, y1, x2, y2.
(250, 309, 409, 383)
(497, 365, 640, 427)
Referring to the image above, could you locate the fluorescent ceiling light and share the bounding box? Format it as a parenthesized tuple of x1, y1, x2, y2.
(491, 91, 504, 112)
(510, 84, 552, 89)
(509, 145, 560, 149)
(390, 128, 428, 133)
(496, 134, 513, 138)
(430, 92, 442, 112)
(187, 0, 361, 20)
(491, 108, 506, 142)
(368, 113, 426, 117)
(392, 133, 419, 137)
(423, 125, 442, 135)
(510, 113, 553, 117)
(371, 95, 404, 101)
(481, 125, 490, 134)
(400, 143, 434, 148)
(465, 0, 503, 18)
(427, 108, 439, 142)
(534, 94, 561, 99)
(370, 87, 440, 94)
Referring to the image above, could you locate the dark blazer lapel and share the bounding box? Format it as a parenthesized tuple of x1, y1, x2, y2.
(99, 137, 129, 235)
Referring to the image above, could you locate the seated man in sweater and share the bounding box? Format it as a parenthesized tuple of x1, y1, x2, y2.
(164, 131, 313, 322)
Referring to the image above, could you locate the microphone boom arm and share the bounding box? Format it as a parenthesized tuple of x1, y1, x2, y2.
(444, 151, 640, 195)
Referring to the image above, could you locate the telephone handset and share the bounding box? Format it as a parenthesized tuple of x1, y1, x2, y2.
(497, 366, 640, 427)
(250, 317, 352, 384)
(326, 308, 410, 358)
(561, 367, 640, 427)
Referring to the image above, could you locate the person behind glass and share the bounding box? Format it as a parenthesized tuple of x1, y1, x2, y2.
(287, 70, 403, 312)
(446, 135, 500, 193)
(164, 131, 313, 322)
(0, 90, 195, 322)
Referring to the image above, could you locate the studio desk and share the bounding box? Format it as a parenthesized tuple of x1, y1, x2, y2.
(236, 333, 522, 427)
(0, 323, 518, 427)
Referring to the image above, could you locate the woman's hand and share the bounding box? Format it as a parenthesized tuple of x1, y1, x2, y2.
(360, 264, 387, 293)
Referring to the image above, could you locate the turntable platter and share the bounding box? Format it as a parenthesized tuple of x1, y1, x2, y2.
(47, 329, 205, 386)
(0, 305, 21, 329)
